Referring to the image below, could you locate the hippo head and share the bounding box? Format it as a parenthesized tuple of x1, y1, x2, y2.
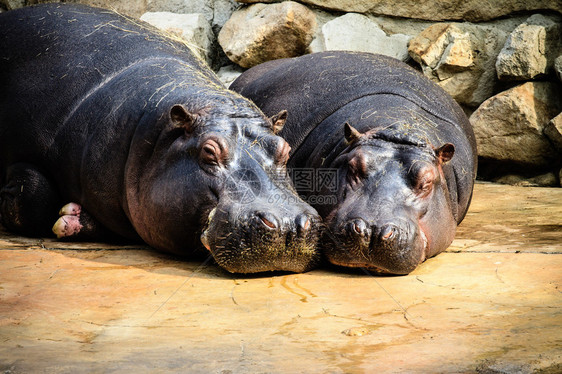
(319, 124, 457, 275)
(125, 98, 320, 273)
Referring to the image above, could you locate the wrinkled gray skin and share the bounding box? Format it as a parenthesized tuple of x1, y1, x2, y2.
(0, 4, 321, 273)
(231, 51, 477, 274)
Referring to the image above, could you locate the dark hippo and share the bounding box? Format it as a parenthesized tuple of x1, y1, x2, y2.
(231, 51, 477, 274)
(0, 4, 321, 274)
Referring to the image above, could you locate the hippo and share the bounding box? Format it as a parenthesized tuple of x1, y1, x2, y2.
(0, 4, 321, 274)
(231, 51, 477, 274)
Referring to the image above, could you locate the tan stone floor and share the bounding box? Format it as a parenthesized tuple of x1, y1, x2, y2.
(0, 182, 561, 373)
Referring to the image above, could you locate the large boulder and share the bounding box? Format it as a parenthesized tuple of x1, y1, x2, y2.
(408, 23, 508, 107)
(496, 14, 562, 80)
(469, 81, 562, 168)
(311, 13, 411, 61)
(218, 1, 317, 68)
(140, 12, 215, 66)
(234, 0, 562, 22)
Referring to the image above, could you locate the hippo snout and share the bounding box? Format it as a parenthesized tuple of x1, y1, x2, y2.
(204, 205, 321, 274)
(295, 213, 312, 236)
(254, 211, 313, 238)
(255, 211, 279, 230)
(328, 218, 426, 274)
(370, 221, 409, 251)
(345, 218, 402, 246)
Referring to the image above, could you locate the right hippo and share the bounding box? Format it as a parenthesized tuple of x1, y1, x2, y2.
(231, 51, 477, 274)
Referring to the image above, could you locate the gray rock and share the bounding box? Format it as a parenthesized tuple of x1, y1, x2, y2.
(409, 23, 508, 107)
(469, 81, 562, 167)
(140, 12, 214, 66)
(218, 65, 244, 87)
(313, 13, 411, 61)
(0, 0, 24, 10)
(544, 113, 562, 152)
(218, 1, 317, 68)
(212, 0, 238, 32)
(146, 0, 237, 32)
(234, 0, 562, 22)
(496, 14, 562, 80)
(147, 0, 214, 22)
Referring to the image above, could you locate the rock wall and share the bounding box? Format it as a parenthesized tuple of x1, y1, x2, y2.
(2, 0, 561, 186)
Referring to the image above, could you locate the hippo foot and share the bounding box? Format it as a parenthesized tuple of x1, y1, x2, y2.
(59, 202, 81, 216)
(52, 203, 83, 238)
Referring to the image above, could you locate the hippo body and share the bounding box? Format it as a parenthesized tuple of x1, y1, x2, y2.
(231, 51, 477, 274)
(0, 4, 321, 273)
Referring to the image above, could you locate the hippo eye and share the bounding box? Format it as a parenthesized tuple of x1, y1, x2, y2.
(200, 139, 223, 166)
(275, 139, 291, 166)
(415, 170, 435, 197)
(347, 153, 367, 187)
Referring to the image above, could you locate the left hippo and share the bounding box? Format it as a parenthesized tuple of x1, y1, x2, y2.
(0, 4, 321, 273)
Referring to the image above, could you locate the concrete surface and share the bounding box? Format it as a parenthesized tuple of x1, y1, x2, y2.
(0, 182, 560, 373)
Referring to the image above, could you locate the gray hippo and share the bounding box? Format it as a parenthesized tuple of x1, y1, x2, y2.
(0, 4, 321, 274)
(231, 51, 477, 274)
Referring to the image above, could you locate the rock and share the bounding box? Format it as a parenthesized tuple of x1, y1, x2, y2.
(140, 12, 214, 65)
(0, 0, 24, 10)
(530, 172, 559, 187)
(212, 0, 238, 32)
(494, 172, 559, 187)
(234, 0, 562, 22)
(218, 1, 317, 68)
(218, 64, 244, 87)
(312, 13, 411, 61)
(555, 55, 562, 82)
(469, 81, 562, 167)
(146, 0, 237, 32)
(496, 14, 562, 80)
(544, 113, 562, 152)
(147, 0, 214, 22)
(409, 23, 507, 107)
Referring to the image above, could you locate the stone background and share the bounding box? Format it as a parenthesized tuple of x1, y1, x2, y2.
(2, 0, 562, 186)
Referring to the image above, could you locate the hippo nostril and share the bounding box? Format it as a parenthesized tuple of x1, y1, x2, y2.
(257, 212, 278, 230)
(380, 225, 396, 241)
(296, 214, 311, 234)
(347, 218, 368, 238)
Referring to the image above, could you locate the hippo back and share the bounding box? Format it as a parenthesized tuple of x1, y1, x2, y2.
(0, 4, 221, 237)
(0, 3, 216, 145)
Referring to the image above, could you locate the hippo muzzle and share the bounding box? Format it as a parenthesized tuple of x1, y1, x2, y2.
(327, 216, 428, 274)
(201, 198, 321, 273)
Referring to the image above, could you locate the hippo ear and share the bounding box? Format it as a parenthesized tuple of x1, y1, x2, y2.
(344, 122, 362, 143)
(170, 104, 197, 132)
(435, 143, 455, 163)
(269, 110, 288, 134)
